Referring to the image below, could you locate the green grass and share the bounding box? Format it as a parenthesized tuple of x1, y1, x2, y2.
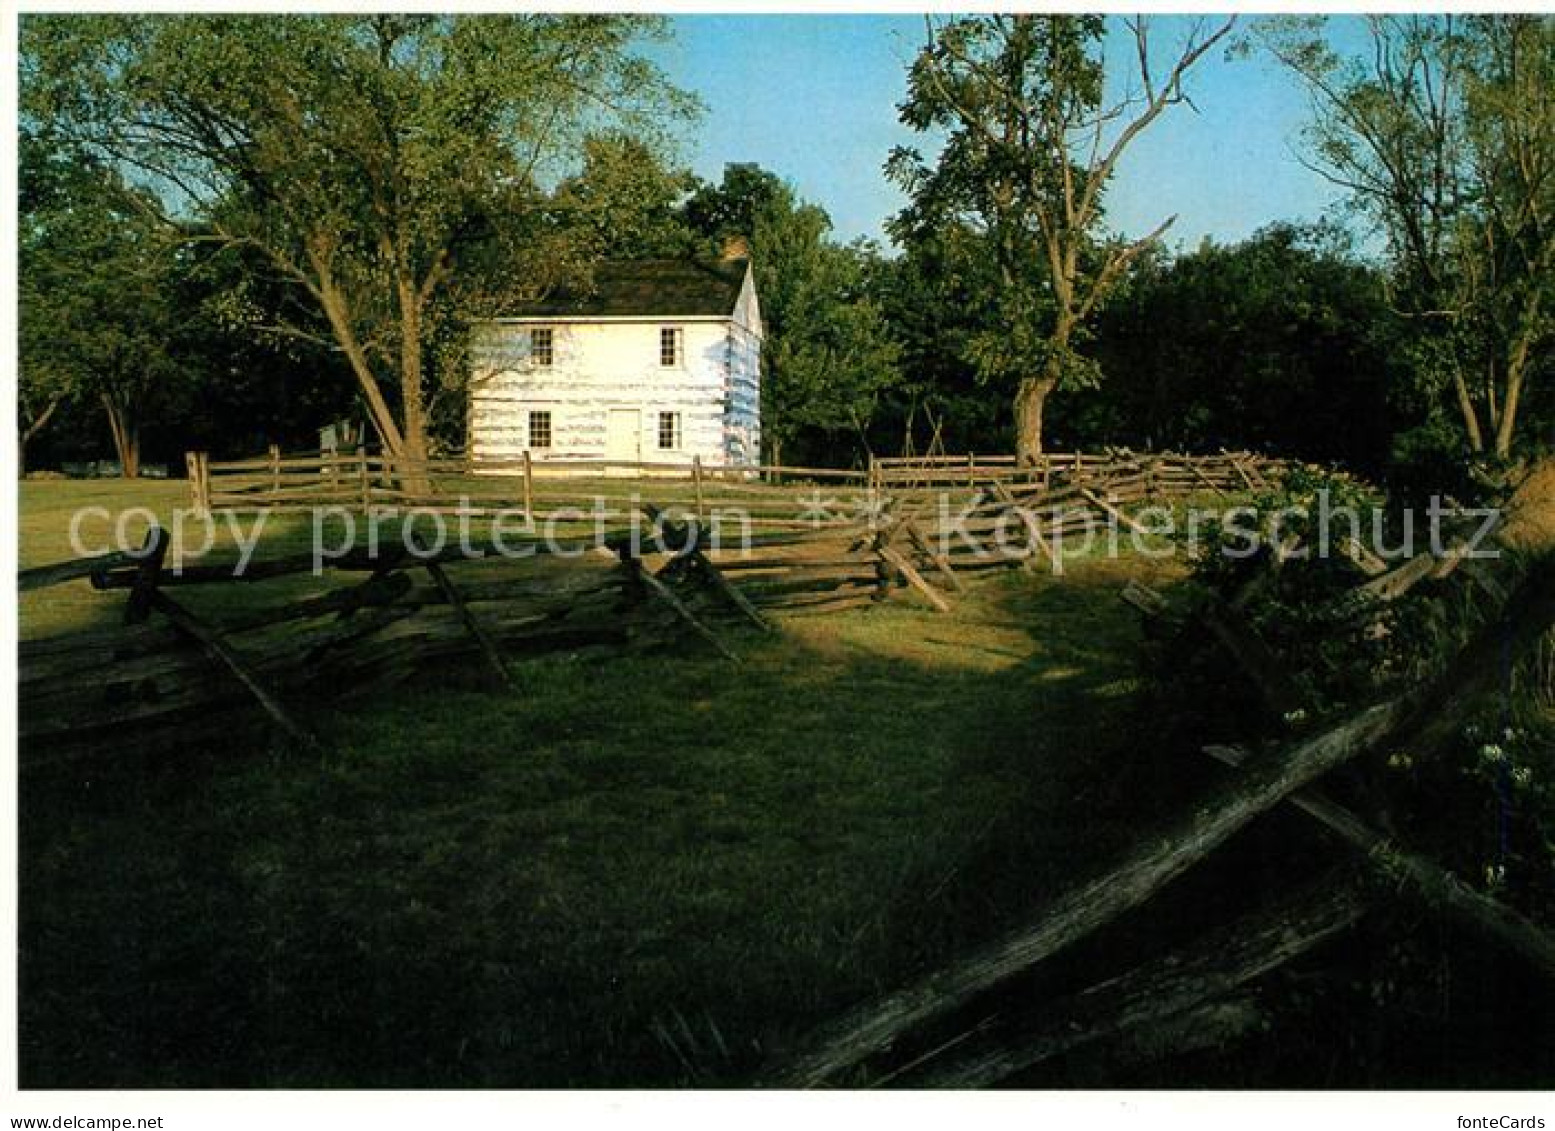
(19, 479, 337, 639)
(18, 479, 1184, 1087)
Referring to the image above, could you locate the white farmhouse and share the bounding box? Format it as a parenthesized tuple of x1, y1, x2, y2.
(467, 254, 762, 472)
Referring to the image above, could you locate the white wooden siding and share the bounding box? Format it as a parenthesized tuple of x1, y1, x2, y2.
(469, 266, 764, 471)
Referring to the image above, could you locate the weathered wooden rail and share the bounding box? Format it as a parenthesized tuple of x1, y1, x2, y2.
(28, 449, 1311, 761)
(186, 447, 1284, 524)
(188, 447, 872, 520)
(18, 505, 990, 762)
(758, 500, 1555, 1089)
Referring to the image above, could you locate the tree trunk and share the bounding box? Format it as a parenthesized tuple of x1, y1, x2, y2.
(395, 276, 432, 495)
(20, 396, 61, 477)
(1453, 364, 1486, 454)
(1014, 375, 1056, 465)
(1495, 316, 1537, 460)
(102, 392, 140, 479)
(310, 254, 408, 461)
(1015, 323, 1072, 465)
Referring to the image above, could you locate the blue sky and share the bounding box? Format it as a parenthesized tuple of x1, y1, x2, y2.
(646, 15, 1363, 252)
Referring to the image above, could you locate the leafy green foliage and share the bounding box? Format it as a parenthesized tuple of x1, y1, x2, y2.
(19, 148, 200, 475)
(22, 14, 697, 459)
(548, 133, 702, 261)
(1153, 463, 1555, 928)
(685, 164, 902, 466)
(886, 15, 1102, 438)
(888, 15, 1233, 459)
(1081, 224, 1406, 474)
(1257, 14, 1555, 464)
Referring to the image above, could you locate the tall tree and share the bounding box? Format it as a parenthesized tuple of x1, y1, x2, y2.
(1084, 224, 1404, 473)
(19, 155, 197, 477)
(21, 14, 696, 468)
(18, 132, 78, 473)
(548, 133, 700, 261)
(874, 219, 1013, 455)
(889, 15, 1235, 462)
(1258, 15, 1554, 464)
(684, 165, 901, 467)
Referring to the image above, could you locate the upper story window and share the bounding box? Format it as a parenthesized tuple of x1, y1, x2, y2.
(530, 327, 554, 367)
(660, 327, 682, 368)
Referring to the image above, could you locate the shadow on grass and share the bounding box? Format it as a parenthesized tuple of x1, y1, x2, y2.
(19, 554, 1193, 1087)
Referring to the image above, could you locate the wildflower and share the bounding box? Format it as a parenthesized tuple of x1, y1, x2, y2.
(1512, 766, 1533, 789)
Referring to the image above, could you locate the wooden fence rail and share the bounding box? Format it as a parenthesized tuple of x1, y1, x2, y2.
(188, 447, 1288, 524)
(29, 449, 1302, 762)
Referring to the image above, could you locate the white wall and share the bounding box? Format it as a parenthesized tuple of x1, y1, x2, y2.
(469, 319, 735, 468)
(725, 271, 763, 465)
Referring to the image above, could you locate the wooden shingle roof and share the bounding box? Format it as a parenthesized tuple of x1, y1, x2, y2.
(504, 258, 749, 319)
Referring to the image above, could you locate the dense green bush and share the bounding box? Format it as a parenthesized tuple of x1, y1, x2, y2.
(1152, 466, 1555, 921)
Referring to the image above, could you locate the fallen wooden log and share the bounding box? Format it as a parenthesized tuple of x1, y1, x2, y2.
(1119, 580, 1177, 622)
(764, 560, 1555, 1087)
(1203, 745, 1555, 983)
(763, 698, 1403, 1087)
(906, 876, 1366, 1088)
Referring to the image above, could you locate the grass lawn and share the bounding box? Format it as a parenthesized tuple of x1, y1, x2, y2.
(18, 478, 1186, 1087)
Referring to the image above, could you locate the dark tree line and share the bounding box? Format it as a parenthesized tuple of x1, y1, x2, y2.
(18, 14, 1553, 484)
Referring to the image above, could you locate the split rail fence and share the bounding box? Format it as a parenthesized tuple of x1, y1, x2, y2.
(756, 498, 1555, 1088)
(29, 449, 1291, 762)
(186, 446, 1280, 521)
(30, 445, 1552, 1078)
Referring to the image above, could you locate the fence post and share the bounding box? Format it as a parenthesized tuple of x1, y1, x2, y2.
(693, 454, 705, 522)
(522, 450, 535, 518)
(968, 451, 976, 489)
(358, 448, 371, 511)
(184, 452, 204, 516)
(268, 443, 281, 496)
(189, 451, 212, 516)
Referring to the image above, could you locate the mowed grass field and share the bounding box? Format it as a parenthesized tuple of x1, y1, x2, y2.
(18, 478, 1187, 1087)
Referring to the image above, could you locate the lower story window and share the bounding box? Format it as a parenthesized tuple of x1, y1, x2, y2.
(657, 411, 681, 451)
(528, 410, 552, 449)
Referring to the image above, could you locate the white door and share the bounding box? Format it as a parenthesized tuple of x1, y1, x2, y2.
(605, 408, 640, 475)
